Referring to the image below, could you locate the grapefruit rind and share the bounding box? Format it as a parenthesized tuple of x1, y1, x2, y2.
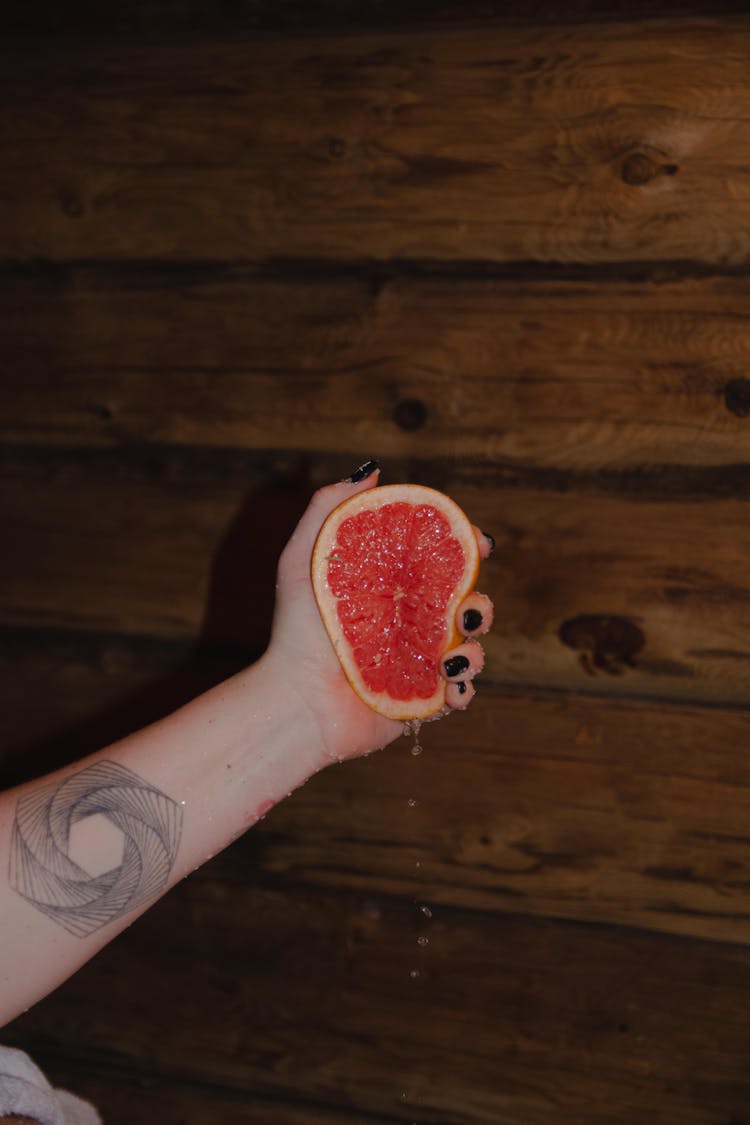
(311, 484, 480, 720)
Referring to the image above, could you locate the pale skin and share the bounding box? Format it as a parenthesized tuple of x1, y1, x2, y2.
(0, 468, 493, 1031)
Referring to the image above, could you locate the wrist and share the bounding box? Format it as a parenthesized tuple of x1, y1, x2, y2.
(262, 633, 403, 772)
(147, 651, 329, 866)
(250, 647, 335, 777)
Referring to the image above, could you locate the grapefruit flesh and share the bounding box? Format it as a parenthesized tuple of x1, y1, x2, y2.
(311, 484, 480, 720)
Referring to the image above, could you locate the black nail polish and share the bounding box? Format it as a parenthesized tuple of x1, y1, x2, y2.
(345, 459, 380, 483)
(444, 654, 470, 677)
(482, 530, 496, 554)
(463, 608, 483, 633)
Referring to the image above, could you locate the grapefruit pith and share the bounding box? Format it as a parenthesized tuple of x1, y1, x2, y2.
(311, 484, 481, 720)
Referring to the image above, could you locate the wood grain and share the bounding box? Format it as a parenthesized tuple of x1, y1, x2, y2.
(3, 268, 750, 469)
(254, 688, 750, 944)
(2, 20, 750, 264)
(3, 631, 750, 944)
(7, 882, 750, 1124)
(22, 1061, 399, 1125)
(6, 0, 750, 39)
(0, 629, 238, 784)
(3, 461, 750, 704)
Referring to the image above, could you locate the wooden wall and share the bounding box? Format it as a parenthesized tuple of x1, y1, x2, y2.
(3, 3, 750, 1122)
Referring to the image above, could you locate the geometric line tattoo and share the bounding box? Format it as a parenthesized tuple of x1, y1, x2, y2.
(9, 761, 183, 938)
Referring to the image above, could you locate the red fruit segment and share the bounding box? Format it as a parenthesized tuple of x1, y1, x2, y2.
(312, 484, 480, 720)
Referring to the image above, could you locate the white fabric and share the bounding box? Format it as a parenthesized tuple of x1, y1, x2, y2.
(0, 1046, 101, 1124)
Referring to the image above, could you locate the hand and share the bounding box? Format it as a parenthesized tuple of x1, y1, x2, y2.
(266, 466, 494, 766)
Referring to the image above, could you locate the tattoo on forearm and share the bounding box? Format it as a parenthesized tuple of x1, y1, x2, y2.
(9, 761, 183, 937)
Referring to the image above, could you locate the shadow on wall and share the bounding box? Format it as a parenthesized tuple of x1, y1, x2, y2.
(2, 461, 317, 788)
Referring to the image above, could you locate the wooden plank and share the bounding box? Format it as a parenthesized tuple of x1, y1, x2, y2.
(0, 629, 244, 785)
(3, 631, 750, 944)
(0, 451, 280, 649)
(3, 269, 750, 469)
(2, 20, 750, 264)
(2, 461, 750, 705)
(17, 1058, 399, 1125)
(7, 884, 750, 1123)
(258, 687, 750, 944)
(5, 0, 750, 39)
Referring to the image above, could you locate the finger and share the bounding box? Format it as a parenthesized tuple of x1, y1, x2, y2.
(440, 641, 485, 683)
(445, 678, 476, 710)
(280, 461, 381, 571)
(457, 592, 494, 637)
(473, 525, 495, 561)
(306, 461, 381, 536)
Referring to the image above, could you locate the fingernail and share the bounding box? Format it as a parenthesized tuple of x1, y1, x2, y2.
(444, 654, 470, 677)
(462, 608, 483, 632)
(345, 459, 380, 483)
(482, 530, 496, 554)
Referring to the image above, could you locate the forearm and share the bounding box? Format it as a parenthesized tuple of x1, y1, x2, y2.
(0, 470, 488, 1028)
(0, 649, 324, 1027)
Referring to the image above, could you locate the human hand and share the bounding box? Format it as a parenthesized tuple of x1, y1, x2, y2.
(266, 463, 494, 767)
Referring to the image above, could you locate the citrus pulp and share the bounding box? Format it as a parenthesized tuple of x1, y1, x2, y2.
(311, 484, 480, 720)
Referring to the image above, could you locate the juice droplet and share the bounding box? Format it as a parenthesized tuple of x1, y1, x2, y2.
(420, 905, 432, 919)
(410, 968, 420, 979)
(407, 797, 418, 808)
(417, 935, 429, 947)
(402, 718, 423, 756)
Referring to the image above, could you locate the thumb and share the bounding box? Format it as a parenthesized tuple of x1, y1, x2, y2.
(278, 462, 381, 585)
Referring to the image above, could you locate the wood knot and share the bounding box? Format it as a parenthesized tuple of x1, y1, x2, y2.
(392, 398, 428, 431)
(327, 137, 348, 160)
(58, 187, 84, 218)
(620, 151, 678, 187)
(559, 615, 645, 676)
(724, 378, 750, 418)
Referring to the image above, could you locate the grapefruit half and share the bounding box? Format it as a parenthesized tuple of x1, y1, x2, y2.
(311, 484, 481, 720)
